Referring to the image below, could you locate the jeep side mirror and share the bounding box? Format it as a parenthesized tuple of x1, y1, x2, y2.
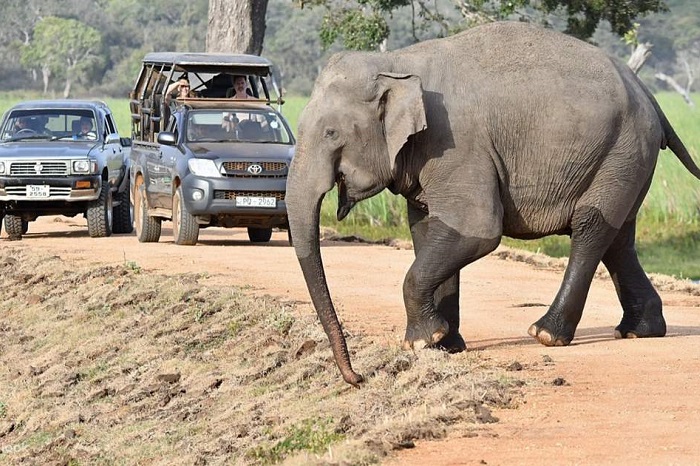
(157, 131, 177, 146)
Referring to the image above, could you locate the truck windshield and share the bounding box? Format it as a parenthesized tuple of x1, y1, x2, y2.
(1, 109, 97, 142)
(186, 109, 292, 144)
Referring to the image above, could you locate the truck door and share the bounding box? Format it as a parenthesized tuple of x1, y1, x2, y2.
(103, 113, 123, 188)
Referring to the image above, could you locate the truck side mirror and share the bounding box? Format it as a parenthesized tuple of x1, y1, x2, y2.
(105, 133, 121, 145)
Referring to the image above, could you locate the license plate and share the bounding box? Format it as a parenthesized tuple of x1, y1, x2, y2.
(235, 196, 276, 208)
(26, 185, 50, 198)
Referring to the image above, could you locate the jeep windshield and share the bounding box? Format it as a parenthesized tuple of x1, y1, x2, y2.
(1, 109, 98, 142)
(186, 109, 293, 144)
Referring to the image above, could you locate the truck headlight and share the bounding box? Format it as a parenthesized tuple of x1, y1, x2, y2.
(0, 162, 5, 175)
(188, 159, 221, 177)
(73, 160, 96, 174)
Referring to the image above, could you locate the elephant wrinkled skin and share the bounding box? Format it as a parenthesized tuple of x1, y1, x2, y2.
(285, 21, 700, 386)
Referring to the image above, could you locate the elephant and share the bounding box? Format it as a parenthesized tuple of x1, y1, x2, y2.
(285, 21, 700, 386)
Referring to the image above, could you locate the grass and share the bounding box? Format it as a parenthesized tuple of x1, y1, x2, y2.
(1, 91, 699, 279)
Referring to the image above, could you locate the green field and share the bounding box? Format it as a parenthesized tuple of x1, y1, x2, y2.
(1, 92, 699, 279)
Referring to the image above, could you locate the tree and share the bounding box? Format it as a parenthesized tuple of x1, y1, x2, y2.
(21, 16, 103, 97)
(300, 0, 671, 51)
(206, 0, 269, 54)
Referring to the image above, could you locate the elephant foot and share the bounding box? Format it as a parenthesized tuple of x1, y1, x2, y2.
(614, 314, 666, 339)
(431, 331, 467, 353)
(402, 315, 449, 351)
(527, 315, 575, 347)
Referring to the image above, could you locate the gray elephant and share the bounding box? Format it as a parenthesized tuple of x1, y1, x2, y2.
(286, 21, 700, 386)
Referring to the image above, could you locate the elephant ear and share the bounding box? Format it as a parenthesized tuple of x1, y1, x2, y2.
(377, 72, 427, 171)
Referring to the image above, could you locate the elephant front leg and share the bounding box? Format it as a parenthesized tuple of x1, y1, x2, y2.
(407, 203, 465, 353)
(602, 219, 665, 339)
(529, 206, 619, 346)
(403, 216, 500, 350)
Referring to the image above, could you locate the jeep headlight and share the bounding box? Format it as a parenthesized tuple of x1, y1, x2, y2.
(0, 161, 5, 175)
(73, 160, 96, 174)
(188, 159, 221, 177)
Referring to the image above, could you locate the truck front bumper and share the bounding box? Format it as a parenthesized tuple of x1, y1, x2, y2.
(0, 175, 101, 202)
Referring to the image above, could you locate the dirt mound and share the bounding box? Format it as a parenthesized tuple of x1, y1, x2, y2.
(0, 249, 527, 465)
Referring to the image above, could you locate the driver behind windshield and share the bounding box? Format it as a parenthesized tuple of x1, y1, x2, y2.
(73, 117, 95, 140)
(13, 117, 33, 134)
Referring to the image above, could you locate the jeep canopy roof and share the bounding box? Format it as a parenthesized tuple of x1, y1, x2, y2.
(141, 52, 274, 77)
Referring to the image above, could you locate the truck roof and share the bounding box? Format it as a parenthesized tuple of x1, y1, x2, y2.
(8, 100, 110, 111)
(142, 52, 273, 76)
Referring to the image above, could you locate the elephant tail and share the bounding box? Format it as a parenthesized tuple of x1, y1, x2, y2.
(662, 119, 700, 180)
(643, 83, 700, 180)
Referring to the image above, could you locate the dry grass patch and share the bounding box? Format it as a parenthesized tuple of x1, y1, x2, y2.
(0, 249, 527, 465)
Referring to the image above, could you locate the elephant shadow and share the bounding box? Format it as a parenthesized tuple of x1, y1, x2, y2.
(469, 324, 700, 350)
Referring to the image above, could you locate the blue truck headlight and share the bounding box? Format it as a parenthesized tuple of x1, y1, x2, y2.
(0, 162, 5, 175)
(188, 159, 221, 177)
(73, 160, 96, 174)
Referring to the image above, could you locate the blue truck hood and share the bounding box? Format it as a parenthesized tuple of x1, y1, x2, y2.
(0, 141, 99, 159)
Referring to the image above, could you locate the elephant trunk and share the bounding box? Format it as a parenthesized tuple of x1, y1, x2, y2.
(286, 155, 364, 387)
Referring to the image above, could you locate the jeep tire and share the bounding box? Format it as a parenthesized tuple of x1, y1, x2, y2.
(134, 180, 161, 243)
(87, 183, 113, 238)
(248, 227, 272, 243)
(172, 186, 199, 245)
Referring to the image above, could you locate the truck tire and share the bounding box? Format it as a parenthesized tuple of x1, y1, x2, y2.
(4, 215, 26, 240)
(87, 183, 113, 238)
(134, 181, 161, 243)
(248, 227, 272, 243)
(112, 187, 133, 234)
(172, 186, 199, 245)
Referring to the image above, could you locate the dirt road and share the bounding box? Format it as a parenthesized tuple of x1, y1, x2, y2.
(3, 216, 700, 465)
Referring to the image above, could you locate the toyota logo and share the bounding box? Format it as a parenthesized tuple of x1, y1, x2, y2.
(34, 162, 43, 174)
(247, 164, 263, 175)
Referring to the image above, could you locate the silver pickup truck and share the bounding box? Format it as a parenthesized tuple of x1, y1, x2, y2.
(129, 52, 294, 245)
(0, 100, 132, 239)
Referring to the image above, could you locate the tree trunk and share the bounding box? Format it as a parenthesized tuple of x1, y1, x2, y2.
(655, 72, 695, 108)
(627, 42, 653, 74)
(63, 76, 72, 98)
(206, 0, 269, 55)
(41, 66, 51, 95)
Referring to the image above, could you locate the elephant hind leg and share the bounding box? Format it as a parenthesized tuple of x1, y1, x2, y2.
(529, 205, 619, 346)
(602, 219, 665, 339)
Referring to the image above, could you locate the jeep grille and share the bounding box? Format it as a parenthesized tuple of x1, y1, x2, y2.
(221, 161, 287, 178)
(214, 190, 286, 201)
(10, 161, 69, 176)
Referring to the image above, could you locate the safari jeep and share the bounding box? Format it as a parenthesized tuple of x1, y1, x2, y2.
(128, 52, 295, 245)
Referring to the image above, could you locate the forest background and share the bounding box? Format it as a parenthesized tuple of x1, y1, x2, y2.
(0, 0, 699, 279)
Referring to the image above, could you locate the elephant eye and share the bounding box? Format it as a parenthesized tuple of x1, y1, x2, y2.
(324, 128, 338, 140)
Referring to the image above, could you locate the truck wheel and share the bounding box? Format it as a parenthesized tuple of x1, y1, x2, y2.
(4, 215, 25, 240)
(248, 227, 272, 243)
(87, 182, 113, 238)
(112, 187, 133, 234)
(172, 186, 199, 245)
(134, 182, 161, 242)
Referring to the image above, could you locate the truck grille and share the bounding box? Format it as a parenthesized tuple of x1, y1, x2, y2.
(10, 161, 69, 176)
(214, 190, 286, 201)
(221, 161, 287, 178)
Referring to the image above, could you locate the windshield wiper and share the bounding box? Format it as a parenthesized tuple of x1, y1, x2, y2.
(8, 134, 53, 142)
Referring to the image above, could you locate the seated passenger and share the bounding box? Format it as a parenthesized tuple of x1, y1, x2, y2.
(166, 78, 194, 104)
(226, 75, 253, 99)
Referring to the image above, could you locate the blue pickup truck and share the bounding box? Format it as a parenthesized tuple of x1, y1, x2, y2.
(0, 100, 132, 239)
